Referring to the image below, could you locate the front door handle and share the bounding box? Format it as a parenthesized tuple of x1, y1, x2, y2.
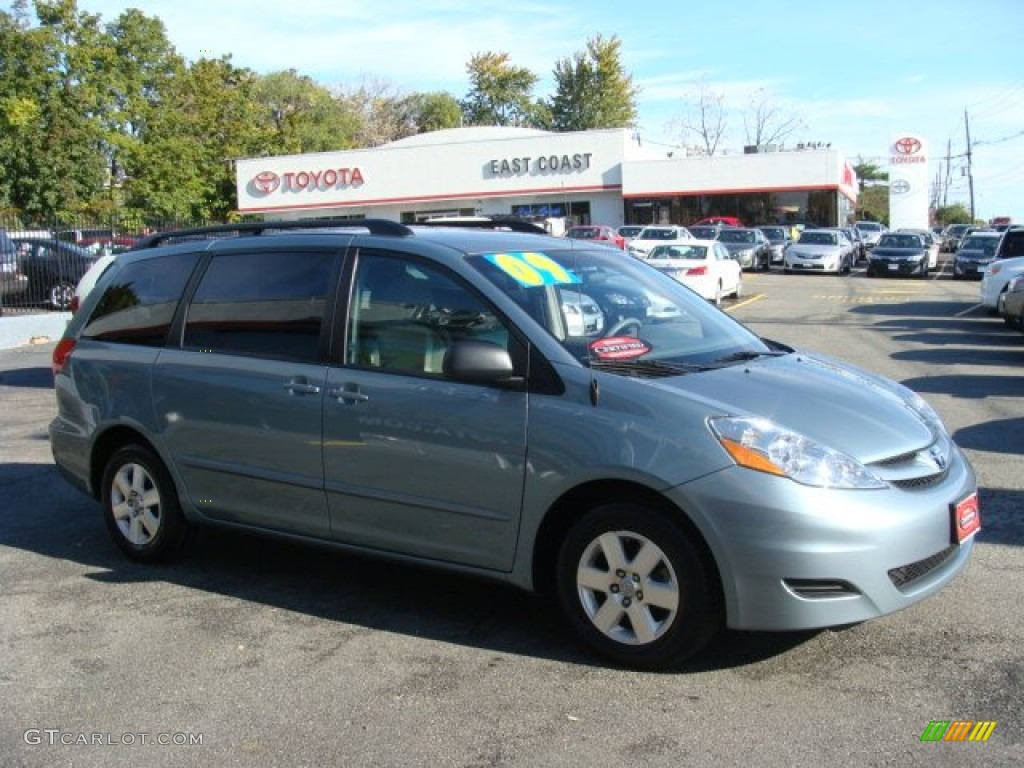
(283, 379, 321, 396)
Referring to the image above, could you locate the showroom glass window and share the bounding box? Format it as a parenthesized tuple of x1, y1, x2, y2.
(182, 249, 335, 363)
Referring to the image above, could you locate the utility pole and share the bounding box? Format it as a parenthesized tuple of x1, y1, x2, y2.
(964, 109, 975, 222)
(943, 138, 951, 209)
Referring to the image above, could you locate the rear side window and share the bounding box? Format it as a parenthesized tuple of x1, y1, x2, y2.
(182, 249, 335, 363)
(998, 231, 1024, 259)
(82, 252, 201, 346)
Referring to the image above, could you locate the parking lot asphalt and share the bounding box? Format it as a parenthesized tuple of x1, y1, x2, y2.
(1, 261, 1021, 767)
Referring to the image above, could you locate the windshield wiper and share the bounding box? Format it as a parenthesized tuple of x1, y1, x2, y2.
(709, 349, 789, 366)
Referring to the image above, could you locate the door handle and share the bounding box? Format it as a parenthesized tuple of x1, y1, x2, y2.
(283, 379, 321, 396)
(327, 385, 369, 404)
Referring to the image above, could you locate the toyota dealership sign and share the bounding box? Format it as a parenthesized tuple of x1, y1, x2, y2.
(888, 134, 929, 229)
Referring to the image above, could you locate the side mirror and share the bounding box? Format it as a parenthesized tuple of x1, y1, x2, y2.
(443, 340, 524, 388)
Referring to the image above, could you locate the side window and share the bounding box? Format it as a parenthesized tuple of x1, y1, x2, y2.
(348, 252, 510, 377)
(83, 252, 201, 347)
(183, 249, 335, 363)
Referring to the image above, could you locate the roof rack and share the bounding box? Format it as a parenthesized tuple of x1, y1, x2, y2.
(129, 218, 413, 250)
(416, 218, 547, 235)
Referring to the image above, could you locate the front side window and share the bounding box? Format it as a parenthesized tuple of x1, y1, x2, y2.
(348, 252, 511, 376)
(182, 249, 335, 362)
(468, 247, 771, 374)
(83, 252, 201, 346)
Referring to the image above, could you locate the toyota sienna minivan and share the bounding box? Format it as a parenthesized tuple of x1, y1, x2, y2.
(48, 219, 979, 669)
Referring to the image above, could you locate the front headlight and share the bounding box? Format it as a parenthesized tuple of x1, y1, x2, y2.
(709, 416, 887, 489)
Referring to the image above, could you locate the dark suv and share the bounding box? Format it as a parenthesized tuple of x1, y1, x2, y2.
(48, 219, 978, 669)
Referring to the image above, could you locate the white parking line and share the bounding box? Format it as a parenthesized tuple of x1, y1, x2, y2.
(956, 303, 985, 317)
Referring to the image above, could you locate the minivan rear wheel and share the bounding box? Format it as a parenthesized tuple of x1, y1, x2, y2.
(556, 503, 722, 670)
(101, 444, 190, 562)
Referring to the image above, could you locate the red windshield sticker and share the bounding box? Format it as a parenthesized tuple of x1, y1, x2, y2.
(589, 336, 651, 360)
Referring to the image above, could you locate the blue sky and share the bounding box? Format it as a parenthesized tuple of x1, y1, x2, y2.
(76, 0, 1024, 221)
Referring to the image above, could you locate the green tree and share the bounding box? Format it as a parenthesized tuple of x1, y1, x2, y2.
(408, 91, 463, 133)
(461, 52, 542, 127)
(853, 158, 887, 191)
(933, 203, 972, 226)
(856, 184, 889, 225)
(0, 0, 110, 220)
(252, 70, 360, 155)
(548, 34, 637, 132)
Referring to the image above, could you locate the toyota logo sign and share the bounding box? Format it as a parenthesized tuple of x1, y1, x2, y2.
(893, 136, 922, 155)
(252, 171, 281, 194)
(891, 179, 911, 194)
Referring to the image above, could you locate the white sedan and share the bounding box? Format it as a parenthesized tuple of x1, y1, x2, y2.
(626, 225, 694, 259)
(980, 255, 1024, 311)
(643, 240, 742, 305)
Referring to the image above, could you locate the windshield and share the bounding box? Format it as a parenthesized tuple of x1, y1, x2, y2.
(878, 234, 922, 249)
(760, 228, 785, 241)
(567, 228, 601, 240)
(718, 230, 755, 243)
(637, 227, 679, 240)
(798, 232, 837, 245)
(467, 247, 772, 372)
(688, 226, 720, 239)
(960, 237, 998, 254)
(856, 222, 882, 232)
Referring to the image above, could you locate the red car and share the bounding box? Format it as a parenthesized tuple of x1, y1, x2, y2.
(565, 224, 626, 250)
(693, 216, 743, 228)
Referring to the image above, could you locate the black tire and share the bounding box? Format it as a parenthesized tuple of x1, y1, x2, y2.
(101, 444, 191, 562)
(49, 281, 75, 310)
(556, 502, 722, 670)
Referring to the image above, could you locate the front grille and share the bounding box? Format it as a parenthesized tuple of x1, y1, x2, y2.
(888, 546, 957, 589)
(890, 470, 948, 489)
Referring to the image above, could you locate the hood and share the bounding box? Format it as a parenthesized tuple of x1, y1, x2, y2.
(790, 242, 841, 255)
(647, 352, 936, 463)
(955, 249, 994, 260)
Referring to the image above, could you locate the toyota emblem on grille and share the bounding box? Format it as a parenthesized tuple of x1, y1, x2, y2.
(893, 137, 922, 155)
(929, 446, 947, 470)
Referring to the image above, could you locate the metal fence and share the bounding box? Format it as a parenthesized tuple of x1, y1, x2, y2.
(1, 216, 205, 314)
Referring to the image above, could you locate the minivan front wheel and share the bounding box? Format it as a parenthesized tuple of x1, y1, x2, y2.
(556, 503, 721, 670)
(101, 444, 190, 562)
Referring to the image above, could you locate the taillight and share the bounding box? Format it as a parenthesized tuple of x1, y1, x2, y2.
(686, 266, 708, 276)
(52, 338, 76, 377)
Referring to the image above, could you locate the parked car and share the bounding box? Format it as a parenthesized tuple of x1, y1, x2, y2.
(865, 232, 932, 278)
(896, 228, 940, 270)
(49, 218, 979, 670)
(854, 221, 886, 251)
(980, 255, 1024, 312)
(626, 225, 694, 259)
(693, 216, 742, 227)
(559, 288, 606, 337)
(565, 224, 626, 250)
(842, 227, 867, 262)
(998, 275, 1024, 332)
(756, 226, 792, 264)
(643, 240, 743, 305)
(686, 225, 723, 241)
(784, 229, 853, 274)
(616, 225, 645, 245)
(79, 235, 140, 256)
(952, 232, 1001, 280)
(817, 228, 858, 267)
(715, 227, 773, 271)
(7, 236, 98, 309)
(941, 224, 971, 253)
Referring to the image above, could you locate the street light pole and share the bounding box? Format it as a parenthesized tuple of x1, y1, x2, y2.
(964, 109, 975, 222)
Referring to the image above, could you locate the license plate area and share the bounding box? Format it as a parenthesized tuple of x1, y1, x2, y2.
(952, 492, 981, 543)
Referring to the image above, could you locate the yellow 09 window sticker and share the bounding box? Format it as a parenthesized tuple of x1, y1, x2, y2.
(484, 251, 581, 287)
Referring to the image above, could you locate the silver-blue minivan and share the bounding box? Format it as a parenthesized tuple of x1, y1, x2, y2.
(49, 219, 979, 669)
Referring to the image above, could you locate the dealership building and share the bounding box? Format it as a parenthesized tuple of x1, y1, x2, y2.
(235, 126, 858, 229)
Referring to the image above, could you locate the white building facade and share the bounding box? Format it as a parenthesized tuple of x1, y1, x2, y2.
(235, 127, 858, 229)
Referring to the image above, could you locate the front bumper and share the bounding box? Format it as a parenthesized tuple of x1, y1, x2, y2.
(953, 258, 993, 279)
(868, 257, 927, 276)
(666, 451, 977, 631)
